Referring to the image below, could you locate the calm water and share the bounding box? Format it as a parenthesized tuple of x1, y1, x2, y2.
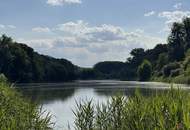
(17, 80, 189, 130)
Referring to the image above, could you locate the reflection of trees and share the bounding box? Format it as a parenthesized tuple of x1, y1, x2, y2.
(18, 87, 75, 104)
(95, 88, 167, 97)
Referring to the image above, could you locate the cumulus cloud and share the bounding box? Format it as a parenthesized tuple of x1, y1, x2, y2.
(144, 11, 155, 17)
(22, 21, 164, 67)
(173, 3, 182, 10)
(32, 27, 51, 33)
(47, 0, 82, 6)
(158, 10, 190, 32)
(56, 20, 127, 43)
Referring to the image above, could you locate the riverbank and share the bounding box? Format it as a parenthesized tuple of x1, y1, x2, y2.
(152, 75, 190, 85)
(0, 81, 52, 130)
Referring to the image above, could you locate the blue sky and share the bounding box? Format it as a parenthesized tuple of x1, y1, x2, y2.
(0, 0, 190, 67)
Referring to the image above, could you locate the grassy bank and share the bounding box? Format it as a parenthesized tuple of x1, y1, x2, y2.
(73, 88, 190, 130)
(0, 80, 52, 129)
(152, 75, 190, 85)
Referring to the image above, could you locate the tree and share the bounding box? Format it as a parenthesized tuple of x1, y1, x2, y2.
(162, 62, 180, 77)
(129, 48, 145, 68)
(137, 60, 152, 81)
(156, 53, 168, 70)
(168, 22, 185, 61)
(0, 34, 13, 46)
(183, 18, 190, 51)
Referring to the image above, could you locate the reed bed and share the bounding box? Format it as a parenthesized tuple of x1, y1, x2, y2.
(73, 88, 190, 130)
(0, 81, 52, 130)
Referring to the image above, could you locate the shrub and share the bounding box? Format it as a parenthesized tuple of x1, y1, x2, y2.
(170, 68, 183, 77)
(162, 62, 180, 77)
(183, 56, 190, 70)
(0, 74, 8, 83)
(137, 60, 152, 81)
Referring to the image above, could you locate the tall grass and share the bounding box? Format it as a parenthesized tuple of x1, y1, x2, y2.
(73, 88, 190, 130)
(0, 81, 52, 130)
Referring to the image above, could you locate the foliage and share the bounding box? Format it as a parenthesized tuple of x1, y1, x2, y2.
(137, 60, 152, 81)
(0, 73, 8, 82)
(162, 62, 180, 77)
(93, 61, 127, 79)
(0, 81, 52, 129)
(73, 88, 190, 130)
(78, 68, 97, 80)
(156, 53, 169, 70)
(0, 35, 77, 83)
(2, 18, 190, 83)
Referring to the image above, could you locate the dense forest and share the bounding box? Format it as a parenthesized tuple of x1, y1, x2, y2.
(1, 17, 190, 83)
(0, 35, 78, 83)
(92, 17, 190, 83)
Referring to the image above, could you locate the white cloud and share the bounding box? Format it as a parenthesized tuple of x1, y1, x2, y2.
(0, 24, 5, 29)
(32, 27, 51, 33)
(173, 3, 182, 9)
(56, 20, 127, 43)
(21, 21, 164, 67)
(0, 24, 16, 30)
(135, 29, 144, 34)
(47, 0, 82, 6)
(7, 25, 16, 29)
(144, 11, 155, 17)
(158, 10, 190, 32)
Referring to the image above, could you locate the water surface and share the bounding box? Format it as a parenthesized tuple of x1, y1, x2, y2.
(17, 80, 189, 130)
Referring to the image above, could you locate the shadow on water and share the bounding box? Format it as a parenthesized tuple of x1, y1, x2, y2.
(18, 87, 75, 104)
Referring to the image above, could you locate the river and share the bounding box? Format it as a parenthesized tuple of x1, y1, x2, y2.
(17, 80, 189, 130)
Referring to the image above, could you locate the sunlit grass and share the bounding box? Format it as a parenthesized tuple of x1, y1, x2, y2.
(0, 81, 52, 130)
(73, 88, 190, 130)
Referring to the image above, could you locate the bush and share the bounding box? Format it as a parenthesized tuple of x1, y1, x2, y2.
(183, 56, 190, 70)
(137, 60, 152, 81)
(162, 62, 180, 77)
(170, 68, 183, 77)
(0, 74, 8, 83)
(73, 88, 190, 130)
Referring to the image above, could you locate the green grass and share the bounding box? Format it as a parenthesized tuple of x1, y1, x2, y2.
(152, 75, 190, 85)
(73, 88, 190, 130)
(0, 81, 52, 130)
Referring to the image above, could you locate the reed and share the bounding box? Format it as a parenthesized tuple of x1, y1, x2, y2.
(0, 81, 52, 130)
(73, 88, 190, 130)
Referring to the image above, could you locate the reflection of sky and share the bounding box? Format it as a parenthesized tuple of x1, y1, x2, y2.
(42, 88, 109, 130)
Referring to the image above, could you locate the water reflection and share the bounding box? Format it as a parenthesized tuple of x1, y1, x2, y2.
(18, 87, 75, 104)
(95, 87, 167, 97)
(16, 80, 189, 130)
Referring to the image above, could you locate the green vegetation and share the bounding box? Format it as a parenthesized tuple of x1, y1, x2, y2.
(92, 17, 190, 84)
(74, 88, 190, 130)
(137, 60, 152, 81)
(0, 35, 77, 83)
(0, 77, 52, 129)
(1, 18, 190, 84)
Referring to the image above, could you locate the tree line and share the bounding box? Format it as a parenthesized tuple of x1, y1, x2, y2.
(1, 17, 190, 83)
(0, 35, 78, 83)
(92, 17, 190, 83)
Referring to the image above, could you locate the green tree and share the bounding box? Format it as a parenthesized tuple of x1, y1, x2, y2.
(156, 53, 168, 70)
(137, 60, 152, 81)
(183, 18, 190, 51)
(168, 22, 185, 61)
